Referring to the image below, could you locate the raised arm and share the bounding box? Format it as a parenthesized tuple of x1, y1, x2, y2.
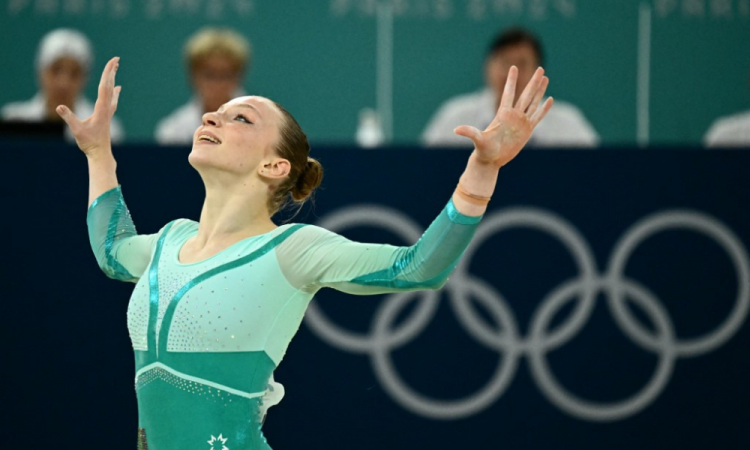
(279, 202, 481, 295)
(283, 66, 553, 295)
(58, 57, 157, 282)
(57, 56, 122, 206)
(450, 66, 552, 217)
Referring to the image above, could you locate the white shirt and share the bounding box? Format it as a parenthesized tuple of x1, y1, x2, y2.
(703, 110, 750, 147)
(422, 88, 600, 148)
(155, 90, 247, 145)
(1, 92, 124, 143)
(154, 97, 204, 145)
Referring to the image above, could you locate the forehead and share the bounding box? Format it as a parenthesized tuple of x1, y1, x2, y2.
(492, 42, 539, 62)
(223, 96, 275, 112)
(195, 54, 241, 71)
(45, 57, 84, 72)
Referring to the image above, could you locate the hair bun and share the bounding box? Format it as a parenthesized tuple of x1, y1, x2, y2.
(291, 157, 323, 202)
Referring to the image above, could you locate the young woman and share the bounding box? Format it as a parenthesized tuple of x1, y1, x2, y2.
(58, 57, 552, 450)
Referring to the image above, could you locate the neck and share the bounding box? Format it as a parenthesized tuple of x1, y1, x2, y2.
(193, 176, 277, 250)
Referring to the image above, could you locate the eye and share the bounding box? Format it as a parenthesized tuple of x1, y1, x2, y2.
(234, 114, 253, 124)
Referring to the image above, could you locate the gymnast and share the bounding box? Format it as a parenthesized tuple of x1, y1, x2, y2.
(58, 56, 552, 449)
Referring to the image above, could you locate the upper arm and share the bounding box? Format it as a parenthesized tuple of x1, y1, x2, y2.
(277, 226, 407, 295)
(107, 233, 161, 282)
(277, 201, 481, 295)
(87, 186, 171, 283)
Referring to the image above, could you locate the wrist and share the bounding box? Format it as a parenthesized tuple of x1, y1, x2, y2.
(468, 151, 501, 174)
(87, 151, 117, 172)
(86, 148, 115, 163)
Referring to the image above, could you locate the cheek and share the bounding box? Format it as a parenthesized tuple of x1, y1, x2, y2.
(40, 73, 57, 91)
(70, 75, 85, 91)
(487, 65, 506, 89)
(216, 79, 239, 96)
(193, 78, 213, 96)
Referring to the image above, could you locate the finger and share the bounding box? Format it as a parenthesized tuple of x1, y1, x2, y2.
(95, 57, 119, 113)
(111, 86, 122, 113)
(498, 66, 518, 110)
(454, 125, 483, 144)
(55, 105, 82, 131)
(110, 57, 119, 88)
(525, 76, 549, 117)
(516, 67, 545, 112)
(530, 97, 554, 126)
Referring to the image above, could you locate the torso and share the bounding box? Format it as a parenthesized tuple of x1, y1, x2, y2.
(129, 219, 311, 450)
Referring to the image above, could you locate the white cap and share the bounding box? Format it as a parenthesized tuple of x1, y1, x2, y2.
(35, 28, 93, 73)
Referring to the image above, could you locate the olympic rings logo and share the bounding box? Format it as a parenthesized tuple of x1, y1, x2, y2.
(305, 205, 750, 422)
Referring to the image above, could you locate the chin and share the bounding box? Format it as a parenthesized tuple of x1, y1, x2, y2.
(188, 149, 244, 178)
(187, 145, 211, 169)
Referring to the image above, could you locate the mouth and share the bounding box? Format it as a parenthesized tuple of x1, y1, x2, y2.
(196, 133, 222, 145)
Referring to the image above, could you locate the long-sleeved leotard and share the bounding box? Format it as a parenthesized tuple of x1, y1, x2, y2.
(87, 186, 482, 450)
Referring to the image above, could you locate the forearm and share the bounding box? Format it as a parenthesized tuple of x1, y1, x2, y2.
(86, 183, 142, 282)
(451, 151, 500, 217)
(87, 149, 119, 207)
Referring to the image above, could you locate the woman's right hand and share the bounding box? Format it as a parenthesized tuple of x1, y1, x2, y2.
(56, 56, 121, 157)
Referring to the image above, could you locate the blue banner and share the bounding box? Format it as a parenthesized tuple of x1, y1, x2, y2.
(1, 145, 748, 449)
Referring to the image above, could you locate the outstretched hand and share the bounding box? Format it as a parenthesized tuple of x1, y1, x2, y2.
(454, 66, 553, 169)
(56, 56, 122, 155)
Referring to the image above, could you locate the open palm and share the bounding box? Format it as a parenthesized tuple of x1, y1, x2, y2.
(56, 56, 121, 154)
(455, 66, 553, 169)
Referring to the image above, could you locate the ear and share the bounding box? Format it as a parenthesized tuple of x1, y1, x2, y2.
(258, 157, 291, 180)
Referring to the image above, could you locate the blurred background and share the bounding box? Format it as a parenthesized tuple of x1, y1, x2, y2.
(1, 1, 749, 450)
(1, 0, 748, 145)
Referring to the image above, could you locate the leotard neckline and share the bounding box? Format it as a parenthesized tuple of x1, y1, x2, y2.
(174, 222, 296, 267)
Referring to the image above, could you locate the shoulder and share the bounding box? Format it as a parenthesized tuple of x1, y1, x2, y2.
(282, 223, 338, 242)
(167, 218, 198, 231)
(532, 99, 600, 147)
(422, 89, 493, 146)
(160, 218, 198, 240)
(1, 96, 43, 120)
(278, 224, 351, 252)
(435, 89, 492, 116)
(545, 100, 589, 121)
(704, 110, 750, 146)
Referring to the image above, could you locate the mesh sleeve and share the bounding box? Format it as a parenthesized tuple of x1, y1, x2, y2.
(276, 199, 481, 295)
(86, 186, 160, 283)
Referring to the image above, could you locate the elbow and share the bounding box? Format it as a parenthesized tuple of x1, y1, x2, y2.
(412, 274, 448, 291)
(97, 258, 137, 283)
(428, 277, 449, 291)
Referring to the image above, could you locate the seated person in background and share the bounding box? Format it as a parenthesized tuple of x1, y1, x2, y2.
(1, 28, 124, 142)
(422, 27, 599, 148)
(155, 28, 251, 145)
(704, 73, 750, 147)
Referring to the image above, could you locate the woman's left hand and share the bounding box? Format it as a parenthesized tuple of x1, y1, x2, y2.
(454, 66, 553, 169)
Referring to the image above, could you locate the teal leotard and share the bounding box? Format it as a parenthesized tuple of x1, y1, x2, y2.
(87, 186, 481, 450)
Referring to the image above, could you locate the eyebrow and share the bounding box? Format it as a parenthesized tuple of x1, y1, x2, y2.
(218, 103, 263, 118)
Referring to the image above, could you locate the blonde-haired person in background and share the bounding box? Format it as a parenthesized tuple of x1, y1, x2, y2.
(155, 27, 251, 145)
(1, 28, 124, 143)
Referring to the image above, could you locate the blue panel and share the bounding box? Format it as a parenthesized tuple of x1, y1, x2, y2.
(1, 144, 748, 449)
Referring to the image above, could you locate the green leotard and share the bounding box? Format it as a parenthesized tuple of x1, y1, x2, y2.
(87, 186, 481, 450)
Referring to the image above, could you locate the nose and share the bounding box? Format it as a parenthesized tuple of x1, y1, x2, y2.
(202, 111, 220, 127)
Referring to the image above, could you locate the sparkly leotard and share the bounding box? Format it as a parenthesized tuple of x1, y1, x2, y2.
(88, 186, 481, 450)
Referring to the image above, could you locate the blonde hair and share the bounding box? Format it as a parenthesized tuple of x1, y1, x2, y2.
(184, 28, 251, 72)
